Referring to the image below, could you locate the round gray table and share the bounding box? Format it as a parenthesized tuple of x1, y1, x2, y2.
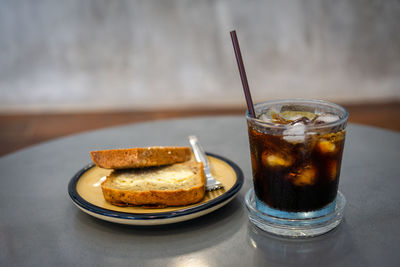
(1, 116, 399, 266)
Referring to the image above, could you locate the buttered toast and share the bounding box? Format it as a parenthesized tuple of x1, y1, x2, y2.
(90, 146, 191, 169)
(101, 161, 206, 207)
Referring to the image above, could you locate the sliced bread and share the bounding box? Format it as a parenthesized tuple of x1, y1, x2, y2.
(101, 161, 206, 207)
(90, 146, 191, 169)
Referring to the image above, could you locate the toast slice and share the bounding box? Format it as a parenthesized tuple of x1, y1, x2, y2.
(101, 161, 206, 207)
(90, 146, 191, 169)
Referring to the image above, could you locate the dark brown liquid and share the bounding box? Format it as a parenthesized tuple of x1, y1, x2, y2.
(248, 123, 345, 212)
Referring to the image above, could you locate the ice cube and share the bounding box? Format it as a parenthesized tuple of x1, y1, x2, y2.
(283, 122, 306, 143)
(290, 166, 317, 186)
(280, 110, 316, 122)
(327, 160, 338, 181)
(290, 116, 311, 125)
(317, 140, 336, 153)
(280, 112, 303, 121)
(258, 113, 273, 123)
(314, 114, 340, 124)
(269, 109, 289, 124)
(262, 152, 293, 167)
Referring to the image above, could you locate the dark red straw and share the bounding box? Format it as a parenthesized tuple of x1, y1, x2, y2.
(230, 30, 256, 118)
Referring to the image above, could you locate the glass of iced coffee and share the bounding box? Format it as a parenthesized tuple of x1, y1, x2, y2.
(244, 99, 348, 237)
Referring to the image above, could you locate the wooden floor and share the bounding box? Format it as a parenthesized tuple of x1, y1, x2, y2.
(1, 102, 399, 157)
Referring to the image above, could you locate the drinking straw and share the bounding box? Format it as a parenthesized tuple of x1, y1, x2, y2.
(230, 30, 256, 118)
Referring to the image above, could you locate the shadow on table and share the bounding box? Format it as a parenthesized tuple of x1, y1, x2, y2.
(71, 196, 244, 259)
(246, 219, 363, 266)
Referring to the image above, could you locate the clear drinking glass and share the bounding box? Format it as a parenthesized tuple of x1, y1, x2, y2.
(244, 99, 348, 237)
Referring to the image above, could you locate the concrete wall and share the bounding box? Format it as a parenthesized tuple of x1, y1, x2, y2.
(1, 0, 399, 112)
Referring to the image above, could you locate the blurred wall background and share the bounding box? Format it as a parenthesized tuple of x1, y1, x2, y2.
(1, 0, 399, 113)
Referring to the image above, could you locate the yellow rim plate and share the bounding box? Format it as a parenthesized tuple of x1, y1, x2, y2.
(68, 153, 244, 225)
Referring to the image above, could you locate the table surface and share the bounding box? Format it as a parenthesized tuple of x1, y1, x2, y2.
(1, 116, 399, 267)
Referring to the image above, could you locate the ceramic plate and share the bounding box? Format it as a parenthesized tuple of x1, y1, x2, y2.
(68, 153, 244, 225)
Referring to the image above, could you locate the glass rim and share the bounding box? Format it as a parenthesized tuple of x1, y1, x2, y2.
(246, 98, 349, 130)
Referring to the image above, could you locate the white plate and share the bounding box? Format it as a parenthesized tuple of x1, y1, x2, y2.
(68, 153, 244, 225)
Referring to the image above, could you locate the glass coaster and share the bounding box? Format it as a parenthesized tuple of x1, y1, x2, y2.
(244, 188, 346, 238)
